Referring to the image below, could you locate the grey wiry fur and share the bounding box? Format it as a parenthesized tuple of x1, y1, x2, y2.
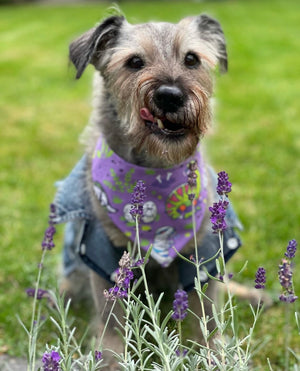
(70, 14, 227, 168)
(64, 14, 264, 371)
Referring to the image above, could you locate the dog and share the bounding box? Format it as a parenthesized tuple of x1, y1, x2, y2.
(52, 13, 268, 370)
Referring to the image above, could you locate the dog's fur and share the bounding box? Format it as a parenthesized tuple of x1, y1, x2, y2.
(70, 14, 225, 245)
(64, 14, 268, 370)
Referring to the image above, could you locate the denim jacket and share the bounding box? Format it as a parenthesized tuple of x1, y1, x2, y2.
(53, 155, 243, 291)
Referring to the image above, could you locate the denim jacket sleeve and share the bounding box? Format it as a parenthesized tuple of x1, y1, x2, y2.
(52, 155, 127, 281)
(52, 155, 92, 224)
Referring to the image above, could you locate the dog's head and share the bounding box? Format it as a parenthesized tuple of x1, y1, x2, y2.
(70, 15, 227, 165)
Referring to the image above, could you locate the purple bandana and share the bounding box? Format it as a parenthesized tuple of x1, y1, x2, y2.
(92, 136, 208, 267)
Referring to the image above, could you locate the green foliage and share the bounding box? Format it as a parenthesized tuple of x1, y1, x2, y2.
(0, 0, 299, 369)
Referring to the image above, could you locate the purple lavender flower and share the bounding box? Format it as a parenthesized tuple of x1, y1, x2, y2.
(209, 200, 229, 233)
(187, 160, 198, 201)
(278, 259, 293, 290)
(42, 225, 56, 250)
(254, 267, 266, 289)
(42, 350, 61, 371)
(218, 272, 234, 282)
(279, 294, 298, 303)
(217, 171, 232, 196)
(26, 288, 48, 300)
(118, 267, 134, 291)
(49, 203, 56, 224)
(175, 348, 188, 357)
(285, 239, 297, 259)
(95, 350, 102, 361)
(42, 204, 57, 250)
(33, 315, 46, 326)
(130, 180, 146, 221)
(134, 258, 145, 267)
(104, 252, 134, 301)
(189, 255, 205, 265)
(278, 259, 298, 303)
(171, 289, 188, 321)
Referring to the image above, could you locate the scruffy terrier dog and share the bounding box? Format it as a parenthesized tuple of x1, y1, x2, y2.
(53, 13, 264, 370)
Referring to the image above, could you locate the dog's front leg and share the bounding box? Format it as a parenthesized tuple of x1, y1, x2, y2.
(90, 271, 124, 371)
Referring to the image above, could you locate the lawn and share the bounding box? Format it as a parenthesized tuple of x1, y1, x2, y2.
(0, 0, 299, 369)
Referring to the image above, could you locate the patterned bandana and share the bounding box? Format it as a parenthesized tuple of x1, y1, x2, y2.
(91, 136, 208, 267)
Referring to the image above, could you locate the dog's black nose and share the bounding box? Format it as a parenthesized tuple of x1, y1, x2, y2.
(153, 85, 185, 113)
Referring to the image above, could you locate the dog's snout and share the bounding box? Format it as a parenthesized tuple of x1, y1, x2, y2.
(153, 85, 185, 113)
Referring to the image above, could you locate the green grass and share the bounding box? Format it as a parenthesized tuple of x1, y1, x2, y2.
(0, 0, 299, 369)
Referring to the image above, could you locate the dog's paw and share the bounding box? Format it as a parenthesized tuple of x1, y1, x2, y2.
(59, 269, 91, 304)
(226, 281, 273, 308)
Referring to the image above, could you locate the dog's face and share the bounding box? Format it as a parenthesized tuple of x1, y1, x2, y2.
(70, 15, 227, 164)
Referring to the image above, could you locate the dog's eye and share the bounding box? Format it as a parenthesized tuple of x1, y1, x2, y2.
(126, 56, 145, 70)
(184, 53, 201, 69)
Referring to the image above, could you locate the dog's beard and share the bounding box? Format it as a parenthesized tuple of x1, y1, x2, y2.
(122, 87, 211, 166)
(125, 112, 208, 166)
(105, 71, 212, 165)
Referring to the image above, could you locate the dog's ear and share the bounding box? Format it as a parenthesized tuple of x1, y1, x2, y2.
(69, 15, 124, 79)
(197, 14, 228, 73)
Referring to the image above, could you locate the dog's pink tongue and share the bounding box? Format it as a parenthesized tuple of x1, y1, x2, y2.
(140, 108, 154, 122)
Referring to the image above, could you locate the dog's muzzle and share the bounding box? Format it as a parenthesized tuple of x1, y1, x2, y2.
(140, 84, 188, 137)
(140, 107, 186, 137)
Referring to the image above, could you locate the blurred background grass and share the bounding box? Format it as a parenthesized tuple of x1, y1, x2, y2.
(0, 0, 299, 369)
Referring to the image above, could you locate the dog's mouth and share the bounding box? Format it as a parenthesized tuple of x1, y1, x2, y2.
(140, 108, 186, 137)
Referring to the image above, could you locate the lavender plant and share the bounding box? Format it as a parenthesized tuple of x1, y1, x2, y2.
(278, 239, 298, 370)
(279, 240, 298, 303)
(42, 350, 61, 371)
(19, 204, 104, 371)
(23, 204, 57, 371)
(171, 289, 188, 322)
(254, 267, 266, 290)
(21, 172, 299, 370)
(103, 252, 134, 301)
(116, 172, 247, 369)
